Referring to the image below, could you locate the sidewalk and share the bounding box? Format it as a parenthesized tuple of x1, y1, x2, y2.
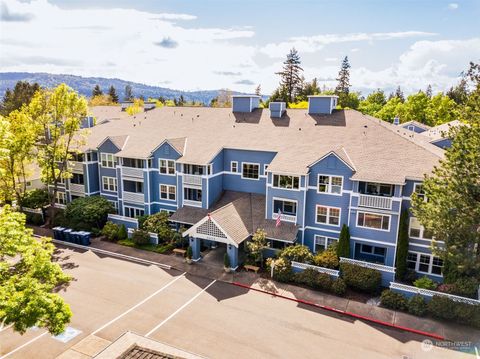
(52, 234, 479, 345)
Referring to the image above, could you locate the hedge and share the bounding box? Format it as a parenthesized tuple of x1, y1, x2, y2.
(380, 290, 408, 311)
(340, 263, 382, 293)
(292, 268, 346, 296)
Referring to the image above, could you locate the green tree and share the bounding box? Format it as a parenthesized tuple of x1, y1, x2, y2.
(108, 86, 119, 103)
(335, 56, 354, 108)
(268, 85, 289, 104)
(375, 96, 404, 122)
(92, 85, 103, 97)
(425, 93, 458, 126)
(275, 48, 304, 103)
(210, 89, 232, 108)
(397, 91, 430, 124)
(255, 84, 261, 96)
(358, 89, 386, 116)
(28, 84, 88, 222)
(125, 98, 144, 115)
(0, 81, 40, 116)
(142, 212, 174, 242)
(339, 92, 361, 109)
(446, 78, 469, 105)
(124, 85, 133, 101)
(425, 84, 433, 98)
(0, 206, 72, 334)
(389, 86, 405, 102)
(296, 77, 320, 101)
(247, 229, 269, 267)
(64, 196, 115, 232)
(337, 224, 350, 258)
(395, 210, 409, 280)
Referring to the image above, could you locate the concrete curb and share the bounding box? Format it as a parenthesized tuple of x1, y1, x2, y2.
(36, 236, 173, 270)
(231, 281, 446, 341)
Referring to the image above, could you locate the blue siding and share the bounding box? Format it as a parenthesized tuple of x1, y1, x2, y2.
(232, 97, 253, 112)
(308, 97, 335, 114)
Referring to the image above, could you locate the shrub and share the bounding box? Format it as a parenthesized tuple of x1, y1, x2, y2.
(413, 276, 437, 290)
(132, 229, 150, 245)
(137, 215, 149, 229)
(408, 295, 427, 316)
(224, 253, 231, 268)
(174, 232, 188, 248)
(451, 277, 479, 298)
(336, 224, 350, 258)
(340, 263, 381, 293)
(186, 246, 193, 259)
(427, 295, 480, 328)
(427, 295, 456, 321)
(64, 196, 114, 231)
(279, 245, 313, 264)
(403, 269, 418, 284)
(21, 189, 49, 209)
(395, 210, 409, 280)
(380, 290, 408, 310)
(331, 278, 347, 296)
(101, 221, 120, 241)
(52, 210, 66, 227)
(118, 224, 128, 240)
(294, 269, 333, 291)
(142, 212, 174, 242)
(266, 257, 293, 283)
(313, 247, 339, 269)
(25, 212, 44, 226)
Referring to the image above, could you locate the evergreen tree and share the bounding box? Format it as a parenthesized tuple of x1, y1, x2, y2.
(179, 95, 185, 106)
(108, 85, 119, 103)
(335, 56, 351, 95)
(0, 81, 40, 116)
(394, 86, 405, 102)
(337, 224, 350, 258)
(124, 85, 133, 101)
(446, 78, 469, 105)
(92, 85, 103, 97)
(275, 48, 304, 103)
(425, 84, 433, 98)
(255, 84, 261, 96)
(395, 210, 409, 280)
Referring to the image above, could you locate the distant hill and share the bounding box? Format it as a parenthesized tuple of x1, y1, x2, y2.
(0, 72, 249, 104)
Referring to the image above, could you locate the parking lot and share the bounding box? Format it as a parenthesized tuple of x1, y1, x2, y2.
(0, 245, 471, 359)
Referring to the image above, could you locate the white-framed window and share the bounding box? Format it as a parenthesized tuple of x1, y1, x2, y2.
(55, 191, 66, 205)
(160, 209, 175, 216)
(318, 175, 343, 194)
(413, 183, 427, 202)
(407, 252, 443, 276)
(357, 211, 390, 231)
(108, 200, 119, 214)
(264, 164, 269, 174)
(124, 206, 145, 218)
(159, 159, 175, 175)
(242, 163, 259, 180)
(409, 217, 433, 239)
(359, 244, 386, 257)
(273, 198, 297, 216)
(407, 125, 415, 131)
(316, 205, 341, 226)
(100, 153, 116, 168)
(102, 176, 117, 192)
(314, 235, 338, 252)
(160, 184, 176, 201)
(231, 161, 238, 173)
(272, 174, 300, 190)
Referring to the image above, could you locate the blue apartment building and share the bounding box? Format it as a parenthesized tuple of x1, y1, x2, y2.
(54, 96, 447, 279)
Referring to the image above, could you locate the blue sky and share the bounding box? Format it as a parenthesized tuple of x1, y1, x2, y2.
(1, 0, 479, 94)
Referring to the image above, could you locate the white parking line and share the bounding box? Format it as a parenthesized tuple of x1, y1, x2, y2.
(145, 279, 217, 337)
(92, 272, 186, 335)
(1, 332, 48, 359)
(0, 324, 12, 333)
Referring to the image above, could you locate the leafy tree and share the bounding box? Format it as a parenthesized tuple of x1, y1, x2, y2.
(0, 206, 72, 334)
(268, 85, 289, 104)
(275, 48, 304, 103)
(389, 86, 405, 102)
(279, 244, 313, 263)
(338, 92, 360, 109)
(446, 78, 469, 105)
(358, 89, 387, 116)
(395, 210, 409, 280)
(89, 94, 115, 106)
(397, 91, 430, 124)
(0, 81, 40, 116)
(20, 189, 49, 209)
(246, 229, 269, 267)
(101, 221, 120, 241)
(124, 85, 133, 101)
(375, 96, 404, 122)
(296, 77, 320, 101)
(412, 120, 480, 282)
(142, 212, 174, 242)
(64, 196, 114, 231)
(210, 89, 232, 108)
(0, 110, 37, 207)
(108, 85, 119, 103)
(337, 224, 350, 258)
(92, 85, 103, 97)
(126, 98, 144, 115)
(425, 93, 458, 126)
(29, 84, 88, 222)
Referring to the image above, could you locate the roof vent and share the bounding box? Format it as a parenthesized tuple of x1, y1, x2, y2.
(307, 95, 338, 115)
(393, 116, 400, 125)
(120, 101, 133, 111)
(269, 102, 286, 118)
(144, 102, 156, 111)
(232, 95, 260, 113)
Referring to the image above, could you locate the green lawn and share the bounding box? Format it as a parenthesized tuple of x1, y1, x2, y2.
(117, 239, 175, 254)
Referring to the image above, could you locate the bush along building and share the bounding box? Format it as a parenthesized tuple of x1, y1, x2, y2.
(53, 96, 448, 280)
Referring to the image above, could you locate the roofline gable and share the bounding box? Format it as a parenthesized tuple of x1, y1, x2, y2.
(182, 215, 239, 247)
(308, 150, 356, 172)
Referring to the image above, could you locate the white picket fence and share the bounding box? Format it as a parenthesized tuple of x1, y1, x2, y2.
(390, 282, 480, 305)
(339, 257, 395, 273)
(291, 261, 340, 278)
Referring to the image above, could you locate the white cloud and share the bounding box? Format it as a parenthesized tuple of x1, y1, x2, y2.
(448, 3, 459, 10)
(350, 48, 360, 53)
(260, 31, 436, 58)
(324, 57, 338, 62)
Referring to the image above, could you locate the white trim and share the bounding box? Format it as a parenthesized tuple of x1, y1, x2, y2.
(350, 236, 396, 247)
(241, 162, 260, 180)
(158, 158, 176, 176)
(271, 173, 301, 191)
(409, 216, 434, 240)
(308, 151, 355, 171)
(272, 196, 298, 220)
(230, 161, 238, 173)
(356, 211, 391, 232)
(407, 250, 443, 277)
(102, 176, 118, 192)
(100, 153, 117, 168)
(314, 235, 338, 253)
(151, 139, 183, 157)
(159, 184, 177, 202)
(315, 205, 341, 227)
(316, 174, 344, 195)
(183, 216, 239, 247)
(304, 226, 341, 234)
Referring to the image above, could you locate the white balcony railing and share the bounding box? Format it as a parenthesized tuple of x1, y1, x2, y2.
(339, 257, 395, 273)
(70, 161, 83, 173)
(69, 183, 85, 194)
(121, 166, 144, 179)
(182, 174, 203, 187)
(272, 212, 297, 223)
(183, 199, 202, 208)
(358, 194, 393, 210)
(122, 191, 144, 203)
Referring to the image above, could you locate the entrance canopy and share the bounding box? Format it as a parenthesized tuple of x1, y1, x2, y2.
(171, 191, 299, 247)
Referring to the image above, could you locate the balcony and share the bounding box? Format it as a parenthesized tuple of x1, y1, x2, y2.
(70, 161, 83, 173)
(122, 191, 144, 203)
(121, 166, 144, 179)
(272, 212, 296, 223)
(69, 183, 85, 194)
(358, 194, 392, 210)
(183, 199, 202, 208)
(183, 174, 202, 187)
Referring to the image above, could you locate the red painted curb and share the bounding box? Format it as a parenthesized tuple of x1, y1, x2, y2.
(231, 281, 445, 341)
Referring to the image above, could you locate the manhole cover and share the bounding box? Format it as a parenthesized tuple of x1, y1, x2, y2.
(52, 327, 82, 343)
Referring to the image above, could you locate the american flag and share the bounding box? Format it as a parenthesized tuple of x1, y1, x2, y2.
(276, 209, 282, 227)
